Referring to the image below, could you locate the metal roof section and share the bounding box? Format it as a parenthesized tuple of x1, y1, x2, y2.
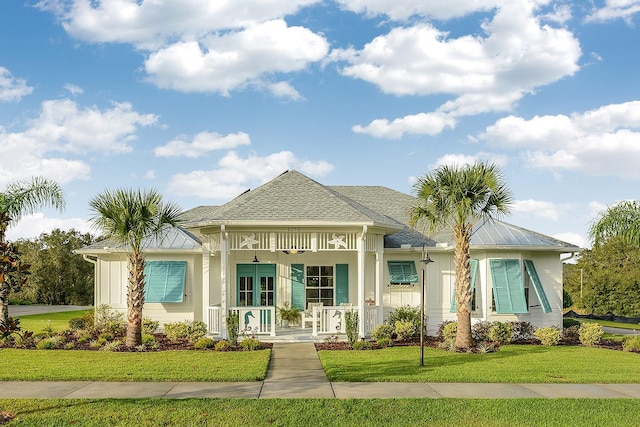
(180, 170, 404, 230)
(77, 227, 202, 253)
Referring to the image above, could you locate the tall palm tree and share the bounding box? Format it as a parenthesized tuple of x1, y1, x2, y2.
(410, 162, 512, 349)
(89, 188, 182, 346)
(589, 200, 640, 248)
(0, 177, 65, 323)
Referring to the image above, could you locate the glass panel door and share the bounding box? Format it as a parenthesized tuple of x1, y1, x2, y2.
(237, 264, 276, 306)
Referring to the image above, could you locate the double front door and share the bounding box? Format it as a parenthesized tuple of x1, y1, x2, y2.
(237, 264, 276, 306)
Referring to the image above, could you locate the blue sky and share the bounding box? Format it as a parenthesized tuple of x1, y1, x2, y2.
(2, 0, 640, 248)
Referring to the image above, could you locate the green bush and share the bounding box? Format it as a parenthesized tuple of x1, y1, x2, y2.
(376, 337, 393, 348)
(142, 318, 160, 335)
(94, 305, 125, 336)
(240, 337, 261, 351)
(471, 321, 493, 343)
(345, 310, 359, 347)
(141, 333, 157, 346)
(534, 327, 561, 346)
(214, 339, 231, 351)
(394, 320, 416, 341)
(442, 322, 458, 343)
(562, 325, 580, 342)
(352, 340, 373, 350)
(163, 320, 207, 343)
(68, 317, 88, 331)
(563, 318, 581, 328)
(100, 340, 122, 352)
(226, 311, 239, 346)
(194, 337, 216, 349)
(578, 323, 604, 347)
(388, 306, 421, 339)
(36, 336, 63, 350)
(370, 323, 394, 341)
(437, 320, 456, 341)
(510, 321, 535, 342)
(622, 336, 640, 352)
(489, 322, 513, 345)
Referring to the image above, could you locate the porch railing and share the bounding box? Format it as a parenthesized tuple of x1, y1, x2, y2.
(312, 306, 381, 337)
(207, 306, 221, 334)
(231, 306, 276, 336)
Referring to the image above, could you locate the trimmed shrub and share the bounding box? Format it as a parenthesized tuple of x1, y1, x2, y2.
(562, 318, 581, 328)
(376, 337, 394, 348)
(489, 322, 514, 345)
(510, 321, 535, 342)
(370, 323, 394, 341)
(164, 320, 207, 343)
(534, 327, 561, 346)
(94, 305, 125, 336)
(141, 333, 157, 346)
(471, 321, 493, 343)
(442, 322, 458, 343)
(214, 339, 231, 351)
(36, 336, 63, 350)
(622, 336, 640, 352)
(388, 306, 421, 339)
(578, 323, 604, 347)
(226, 311, 240, 346)
(142, 318, 160, 335)
(240, 337, 261, 351)
(394, 320, 416, 341)
(345, 310, 359, 347)
(352, 340, 373, 350)
(68, 317, 88, 331)
(437, 320, 456, 341)
(562, 325, 580, 342)
(194, 337, 216, 349)
(100, 340, 122, 352)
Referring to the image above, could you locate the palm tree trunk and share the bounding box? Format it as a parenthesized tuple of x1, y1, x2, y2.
(454, 224, 473, 349)
(126, 251, 145, 347)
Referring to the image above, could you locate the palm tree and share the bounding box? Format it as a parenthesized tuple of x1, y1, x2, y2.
(410, 162, 512, 349)
(0, 177, 65, 324)
(89, 188, 182, 346)
(589, 200, 640, 248)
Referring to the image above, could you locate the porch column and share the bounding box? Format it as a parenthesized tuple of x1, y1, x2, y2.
(375, 235, 384, 325)
(357, 227, 366, 338)
(220, 226, 230, 339)
(201, 244, 210, 330)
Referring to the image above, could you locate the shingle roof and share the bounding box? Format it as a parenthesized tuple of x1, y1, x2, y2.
(180, 170, 404, 229)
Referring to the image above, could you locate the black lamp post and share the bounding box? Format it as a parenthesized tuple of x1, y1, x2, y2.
(420, 244, 433, 367)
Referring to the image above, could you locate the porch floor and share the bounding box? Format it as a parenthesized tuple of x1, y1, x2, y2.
(253, 326, 346, 343)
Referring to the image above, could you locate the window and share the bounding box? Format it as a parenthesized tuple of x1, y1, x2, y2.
(451, 259, 478, 312)
(306, 265, 334, 306)
(144, 261, 186, 303)
(524, 260, 552, 313)
(489, 259, 527, 314)
(387, 261, 418, 285)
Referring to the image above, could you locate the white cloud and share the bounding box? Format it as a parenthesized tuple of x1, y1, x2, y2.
(268, 81, 303, 101)
(553, 232, 586, 248)
(587, 0, 640, 22)
(0, 98, 157, 186)
(430, 152, 508, 169)
(512, 199, 561, 221)
(144, 20, 329, 95)
(352, 112, 456, 139)
(144, 170, 156, 180)
(39, 0, 320, 47)
(335, 0, 580, 138)
(0, 67, 34, 102)
(155, 131, 251, 158)
(168, 150, 333, 200)
(5, 213, 92, 241)
(336, 0, 501, 21)
(64, 83, 83, 96)
(480, 100, 640, 179)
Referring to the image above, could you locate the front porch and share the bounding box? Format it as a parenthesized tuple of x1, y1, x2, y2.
(207, 305, 381, 341)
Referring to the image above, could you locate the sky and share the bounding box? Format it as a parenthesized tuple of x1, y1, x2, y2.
(1, 0, 640, 248)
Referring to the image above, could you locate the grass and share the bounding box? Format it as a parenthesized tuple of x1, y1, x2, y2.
(1, 398, 639, 426)
(575, 318, 640, 331)
(0, 349, 271, 382)
(319, 345, 640, 383)
(15, 310, 91, 334)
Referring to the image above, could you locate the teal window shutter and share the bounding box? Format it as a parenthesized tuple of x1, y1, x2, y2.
(336, 264, 349, 305)
(490, 259, 527, 314)
(291, 264, 305, 310)
(144, 261, 186, 303)
(524, 260, 552, 313)
(387, 261, 418, 284)
(450, 259, 478, 313)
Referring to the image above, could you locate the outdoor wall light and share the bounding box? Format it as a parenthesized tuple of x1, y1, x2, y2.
(282, 246, 305, 255)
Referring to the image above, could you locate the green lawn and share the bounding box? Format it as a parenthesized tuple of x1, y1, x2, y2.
(1, 398, 639, 426)
(319, 345, 640, 383)
(0, 349, 271, 382)
(14, 310, 91, 334)
(575, 318, 640, 331)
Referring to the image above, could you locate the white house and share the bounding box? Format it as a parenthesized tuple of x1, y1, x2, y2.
(78, 170, 579, 339)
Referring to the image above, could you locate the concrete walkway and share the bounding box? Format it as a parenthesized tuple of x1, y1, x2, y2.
(1, 342, 640, 399)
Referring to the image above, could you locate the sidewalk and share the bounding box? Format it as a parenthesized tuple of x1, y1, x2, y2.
(0, 342, 639, 399)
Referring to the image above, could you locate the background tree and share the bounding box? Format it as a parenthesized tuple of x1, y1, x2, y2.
(89, 188, 182, 347)
(12, 229, 97, 305)
(410, 162, 512, 349)
(0, 177, 65, 323)
(589, 200, 640, 248)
